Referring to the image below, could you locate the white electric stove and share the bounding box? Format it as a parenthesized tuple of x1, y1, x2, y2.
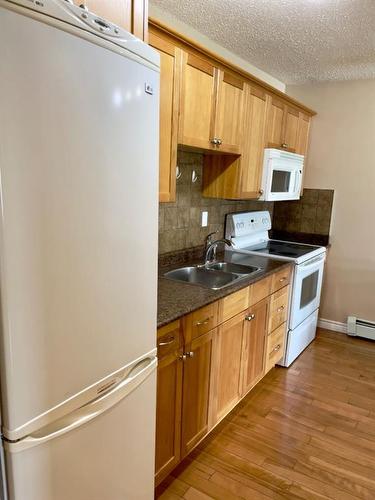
(225, 211, 326, 367)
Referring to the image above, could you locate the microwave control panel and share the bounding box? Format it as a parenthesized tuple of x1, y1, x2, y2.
(227, 211, 271, 238)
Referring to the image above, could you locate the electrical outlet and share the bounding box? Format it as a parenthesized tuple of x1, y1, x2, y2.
(201, 211, 208, 227)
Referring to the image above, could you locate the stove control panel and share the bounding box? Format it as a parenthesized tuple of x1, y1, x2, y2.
(226, 211, 271, 238)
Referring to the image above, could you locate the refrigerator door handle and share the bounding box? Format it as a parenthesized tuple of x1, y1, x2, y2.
(5, 355, 157, 453)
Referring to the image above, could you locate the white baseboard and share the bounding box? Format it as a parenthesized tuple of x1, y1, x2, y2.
(318, 318, 347, 334)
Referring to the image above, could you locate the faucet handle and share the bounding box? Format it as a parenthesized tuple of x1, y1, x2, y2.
(204, 230, 219, 248)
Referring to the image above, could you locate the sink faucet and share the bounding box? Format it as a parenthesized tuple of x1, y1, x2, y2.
(205, 238, 233, 266)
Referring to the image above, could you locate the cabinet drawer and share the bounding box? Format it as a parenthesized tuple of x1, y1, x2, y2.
(219, 287, 249, 323)
(186, 302, 219, 341)
(265, 323, 286, 372)
(268, 286, 289, 333)
(157, 320, 181, 360)
(250, 276, 272, 305)
(271, 266, 292, 294)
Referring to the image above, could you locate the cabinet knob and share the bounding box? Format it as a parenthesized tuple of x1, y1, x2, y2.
(277, 305, 285, 313)
(258, 189, 264, 196)
(273, 344, 281, 352)
(210, 138, 219, 145)
(179, 351, 194, 361)
(281, 143, 288, 148)
(245, 314, 255, 321)
(217, 138, 222, 145)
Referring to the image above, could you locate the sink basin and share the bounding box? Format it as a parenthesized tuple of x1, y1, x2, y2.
(164, 266, 242, 290)
(206, 261, 260, 275)
(163, 263, 262, 290)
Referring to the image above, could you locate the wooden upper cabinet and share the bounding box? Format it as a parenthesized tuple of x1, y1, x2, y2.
(265, 95, 285, 148)
(179, 53, 244, 154)
(213, 71, 245, 154)
(283, 105, 300, 152)
(78, 0, 147, 40)
(240, 298, 269, 396)
(266, 98, 310, 154)
(178, 53, 216, 151)
(296, 113, 311, 156)
(240, 85, 268, 198)
(181, 329, 214, 458)
(149, 33, 181, 203)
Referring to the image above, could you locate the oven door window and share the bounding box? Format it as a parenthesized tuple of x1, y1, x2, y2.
(300, 270, 319, 308)
(271, 170, 291, 193)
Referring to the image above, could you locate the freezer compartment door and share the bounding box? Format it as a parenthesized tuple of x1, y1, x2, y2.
(4, 364, 156, 500)
(0, 7, 159, 433)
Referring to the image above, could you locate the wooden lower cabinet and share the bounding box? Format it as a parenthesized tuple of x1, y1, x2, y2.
(180, 330, 215, 458)
(155, 350, 183, 485)
(240, 298, 269, 395)
(155, 270, 291, 487)
(210, 313, 244, 424)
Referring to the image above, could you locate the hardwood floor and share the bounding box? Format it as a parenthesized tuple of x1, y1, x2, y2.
(155, 328, 375, 500)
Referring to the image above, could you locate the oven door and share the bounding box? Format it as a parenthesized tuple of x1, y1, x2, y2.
(289, 253, 326, 330)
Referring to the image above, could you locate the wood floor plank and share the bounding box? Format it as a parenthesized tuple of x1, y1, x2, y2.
(156, 330, 375, 500)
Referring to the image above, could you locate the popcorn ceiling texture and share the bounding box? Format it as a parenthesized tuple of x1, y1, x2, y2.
(158, 151, 274, 254)
(150, 0, 375, 84)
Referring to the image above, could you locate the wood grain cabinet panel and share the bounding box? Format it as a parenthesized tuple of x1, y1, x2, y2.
(181, 330, 214, 458)
(240, 298, 269, 396)
(185, 302, 219, 342)
(179, 53, 216, 151)
(213, 71, 245, 154)
(268, 286, 289, 334)
(271, 266, 292, 294)
(219, 286, 249, 323)
(265, 95, 285, 148)
(283, 105, 300, 152)
(155, 351, 183, 485)
(265, 322, 286, 373)
(149, 33, 181, 203)
(210, 313, 244, 424)
(296, 112, 311, 156)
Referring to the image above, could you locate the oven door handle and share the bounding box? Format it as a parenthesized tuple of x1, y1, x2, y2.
(298, 254, 326, 272)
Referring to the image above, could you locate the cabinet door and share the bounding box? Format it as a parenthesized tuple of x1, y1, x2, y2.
(283, 105, 300, 152)
(179, 53, 216, 151)
(265, 95, 284, 148)
(155, 351, 183, 485)
(240, 298, 269, 396)
(149, 34, 181, 203)
(181, 330, 214, 458)
(240, 85, 268, 198)
(210, 314, 244, 425)
(296, 112, 311, 156)
(213, 71, 245, 154)
(79, 0, 147, 39)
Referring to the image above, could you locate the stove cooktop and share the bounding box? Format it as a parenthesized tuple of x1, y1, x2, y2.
(243, 240, 321, 259)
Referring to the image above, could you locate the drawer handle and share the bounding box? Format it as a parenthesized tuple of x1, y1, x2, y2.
(179, 351, 194, 361)
(158, 336, 175, 347)
(279, 277, 287, 283)
(273, 344, 281, 352)
(245, 314, 255, 321)
(195, 317, 211, 326)
(277, 305, 285, 312)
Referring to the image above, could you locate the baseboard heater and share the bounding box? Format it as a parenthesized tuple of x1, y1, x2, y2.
(347, 316, 375, 340)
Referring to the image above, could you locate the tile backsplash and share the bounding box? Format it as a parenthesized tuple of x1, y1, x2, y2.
(158, 151, 274, 254)
(272, 188, 334, 236)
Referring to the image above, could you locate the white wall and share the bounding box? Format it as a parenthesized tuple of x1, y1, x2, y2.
(149, 5, 286, 93)
(288, 80, 375, 324)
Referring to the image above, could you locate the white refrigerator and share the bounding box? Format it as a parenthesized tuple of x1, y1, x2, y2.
(0, 1, 159, 499)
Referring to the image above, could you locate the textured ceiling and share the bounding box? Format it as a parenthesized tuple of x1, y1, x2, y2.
(150, 0, 375, 84)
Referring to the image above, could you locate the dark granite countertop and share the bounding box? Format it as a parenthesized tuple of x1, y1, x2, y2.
(157, 250, 292, 328)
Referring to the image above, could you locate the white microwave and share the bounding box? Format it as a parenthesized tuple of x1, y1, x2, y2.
(259, 148, 304, 201)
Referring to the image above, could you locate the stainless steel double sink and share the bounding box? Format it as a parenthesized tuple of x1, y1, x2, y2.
(164, 261, 261, 290)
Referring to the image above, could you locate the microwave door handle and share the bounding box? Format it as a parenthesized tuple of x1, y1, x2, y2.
(295, 169, 303, 194)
